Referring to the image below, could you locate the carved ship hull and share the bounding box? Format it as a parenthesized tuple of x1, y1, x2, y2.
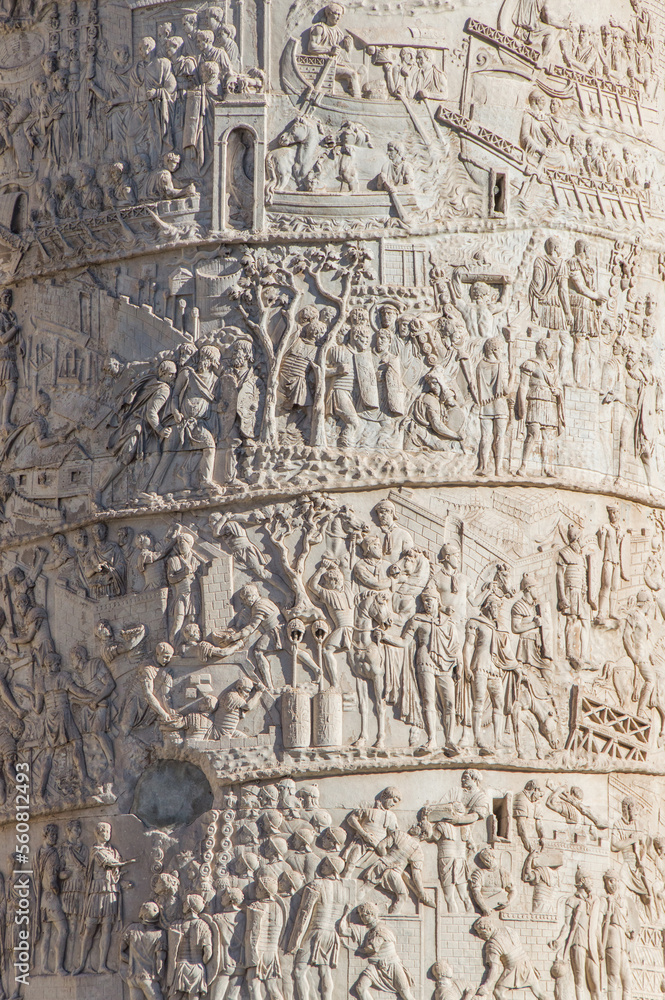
(268, 189, 393, 218)
(280, 37, 412, 126)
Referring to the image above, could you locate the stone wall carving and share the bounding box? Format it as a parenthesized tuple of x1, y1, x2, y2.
(0, 0, 663, 997)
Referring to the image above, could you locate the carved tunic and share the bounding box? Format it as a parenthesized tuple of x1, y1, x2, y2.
(529, 255, 570, 331)
(245, 897, 283, 978)
(42, 673, 83, 747)
(59, 840, 89, 918)
(122, 922, 166, 982)
(292, 877, 347, 967)
(83, 843, 122, 920)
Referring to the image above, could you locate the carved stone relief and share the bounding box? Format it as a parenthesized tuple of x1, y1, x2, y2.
(0, 0, 662, 997)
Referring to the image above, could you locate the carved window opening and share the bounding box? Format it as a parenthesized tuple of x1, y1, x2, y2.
(490, 170, 508, 217)
(491, 793, 512, 842)
(9, 193, 26, 234)
(226, 128, 256, 231)
(79, 292, 92, 336)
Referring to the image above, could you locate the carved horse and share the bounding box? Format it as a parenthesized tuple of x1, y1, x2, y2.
(509, 671, 561, 759)
(265, 116, 326, 202)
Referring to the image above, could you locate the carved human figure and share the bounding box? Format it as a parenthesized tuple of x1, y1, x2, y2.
(519, 90, 556, 161)
(120, 900, 167, 1000)
(280, 306, 323, 442)
(469, 848, 514, 916)
(218, 340, 264, 451)
(510, 574, 553, 677)
(389, 547, 430, 622)
(209, 514, 270, 581)
(217, 676, 263, 737)
(383, 47, 419, 99)
(117, 642, 182, 736)
(556, 524, 594, 668)
(287, 825, 319, 884)
(74, 822, 134, 975)
(372, 499, 414, 563)
(213, 583, 284, 690)
(372, 329, 405, 446)
(104, 160, 136, 207)
(513, 781, 545, 854)
(610, 798, 652, 914)
(0, 290, 20, 433)
(516, 338, 564, 478)
(475, 337, 511, 477)
(148, 345, 221, 496)
(340, 901, 416, 1000)
(245, 874, 285, 1000)
(93, 45, 132, 159)
(473, 916, 545, 1000)
(59, 819, 88, 968)
(288, 855, 347, 1000)
(306, 3, 364, 97)
(146, 151, 197, 201)
(166, 892, 215, 1000)
(352, 534, 391, 643)
(548, 867, 602, 1000)
(10, 592, 53, 669)
(418, 802, 473, 913)
(529, 239, 573, 384)
(34, 651, 95, 802)
(376, 142, 414, 195)
(450, 277, 511, 342)
(415, 48, 447, 98)
(596, 506, 629, 626)
(6, 854, 35, 999)
(431, 961, 468, 1000)
(94, 618, 146, 667)
(166, 532, 200, 647)
(567, 240, 607, 388)
(432, 543, 468, 624)
(69, 644, 116, 769)
(210, 887, 246, 1000)
(600, 872, 634, 1000)
(463, 596, 510, 755)
(545, 782, 607, 839)
(87, 522, 126, 599)
(403, 587, 460, 755)
(0, 657, 24, 805)
(361, 827, 434, 913)
(327, 308, 379, 447)
(44, 533, 86, 595)
(343, 786, 400, 874)
(626, 348, 662, 488)
(36, 824, 68, 975)
(307, 559, 353, 686)
(404, 370, 464, 452)
(129, 36, 177, 156)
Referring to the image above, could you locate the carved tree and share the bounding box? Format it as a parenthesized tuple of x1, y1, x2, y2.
(249, 492, 347, 612)
(227, 242, 374, 448)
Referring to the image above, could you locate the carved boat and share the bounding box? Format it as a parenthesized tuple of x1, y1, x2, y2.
(279, 37, 413, 127)
(268, 189, 393, 218)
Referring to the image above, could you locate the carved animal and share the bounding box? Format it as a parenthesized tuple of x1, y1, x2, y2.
(511, 675, 561, 759)
(265, 116, 326, 202)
